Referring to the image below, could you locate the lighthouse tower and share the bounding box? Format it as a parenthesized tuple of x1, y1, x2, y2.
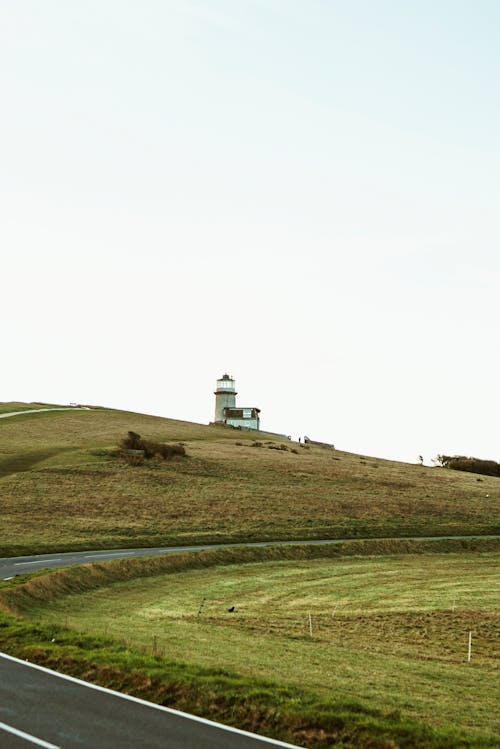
(213, 373, 261, 429)
(214, 374, 237, 422)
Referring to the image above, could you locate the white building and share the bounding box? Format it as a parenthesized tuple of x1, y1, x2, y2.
(213, 374, 261, 430)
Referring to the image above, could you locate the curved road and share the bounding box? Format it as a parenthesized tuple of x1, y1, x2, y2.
(2, 534, 498, 580)
(0, 539, 345, 579)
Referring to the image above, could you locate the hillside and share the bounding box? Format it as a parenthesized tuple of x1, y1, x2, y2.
(1, 404, 499, 555)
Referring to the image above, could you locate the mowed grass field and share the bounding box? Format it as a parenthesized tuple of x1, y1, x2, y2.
(1, 404, 499, 555)
(21, 551, 500, 743)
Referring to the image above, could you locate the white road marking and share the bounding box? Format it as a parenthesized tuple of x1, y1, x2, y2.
(14, 559, 62, 566)
(0, 653, 300, 748)
(0, 719, 60, 749)
(83, 552, 132, 559)
(3, 576, 13, 580)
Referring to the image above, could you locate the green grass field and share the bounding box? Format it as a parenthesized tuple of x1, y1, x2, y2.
(7, 548, 499, 747)
(1, 405, 499, 555)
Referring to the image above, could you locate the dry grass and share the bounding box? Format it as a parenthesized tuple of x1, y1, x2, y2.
(1, 407, 499, 554)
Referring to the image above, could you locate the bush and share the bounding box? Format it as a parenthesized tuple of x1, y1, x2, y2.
(434, 454, 500, 478)
(120, 431, 143, 451)
(119, 432, 186, 463)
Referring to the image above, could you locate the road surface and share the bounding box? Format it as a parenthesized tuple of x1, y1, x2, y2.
(0, 653, 299, 748)
(2, 535, 498, 580)
(0, 540, 353, 579)
(3, 535, 498, 580)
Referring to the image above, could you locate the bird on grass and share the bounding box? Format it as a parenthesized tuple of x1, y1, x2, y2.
(227, 606, 236, 613)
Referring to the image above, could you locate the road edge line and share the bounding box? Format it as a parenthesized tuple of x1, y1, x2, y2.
(0, 652, 301, 748)
(0, 719, 60, 749)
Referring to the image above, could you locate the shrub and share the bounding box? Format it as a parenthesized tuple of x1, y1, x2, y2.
(119, 432, 186, 463)
(434, 454, 500, 478)
(120, 431, 143, 451)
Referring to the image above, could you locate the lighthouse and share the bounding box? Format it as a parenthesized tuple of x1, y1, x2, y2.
(214, 374, 237, 422)
(213, 374, 260, 430)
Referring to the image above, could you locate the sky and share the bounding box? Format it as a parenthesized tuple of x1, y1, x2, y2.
(1, 0, 499, 464)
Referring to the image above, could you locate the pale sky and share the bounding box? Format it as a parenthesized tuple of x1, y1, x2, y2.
(2, 1, 499, 464)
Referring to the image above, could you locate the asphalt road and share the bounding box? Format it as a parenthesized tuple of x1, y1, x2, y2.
(2, 535, 498, 580)
(0, 653, 299, 748)
(0, 539, 356, 579)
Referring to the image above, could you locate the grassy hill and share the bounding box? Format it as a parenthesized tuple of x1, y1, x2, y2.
(1, 404, 499, 555)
